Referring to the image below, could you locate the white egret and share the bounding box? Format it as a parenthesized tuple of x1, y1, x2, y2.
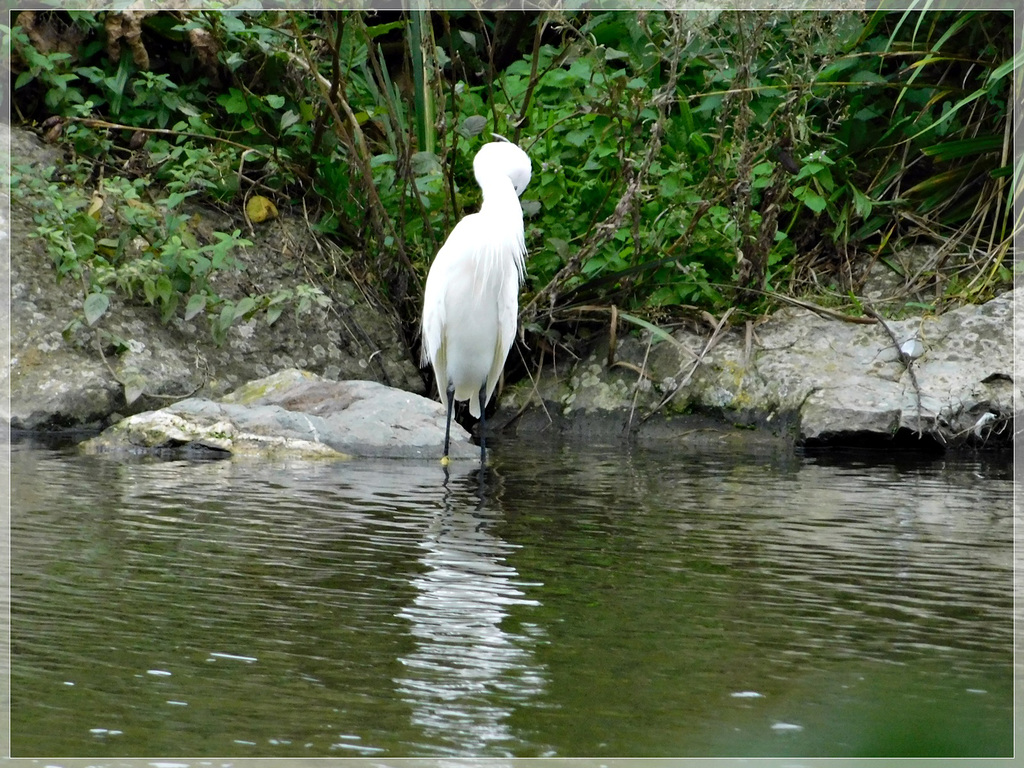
(421, 136, 532, 467)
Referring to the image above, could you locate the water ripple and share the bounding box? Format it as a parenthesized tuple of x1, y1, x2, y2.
(10, 441, 1012, 758)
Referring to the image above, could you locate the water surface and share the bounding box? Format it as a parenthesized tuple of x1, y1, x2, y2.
(10, 437, 1013, 758)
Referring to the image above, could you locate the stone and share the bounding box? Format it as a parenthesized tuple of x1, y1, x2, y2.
(82, 369, 476, 460)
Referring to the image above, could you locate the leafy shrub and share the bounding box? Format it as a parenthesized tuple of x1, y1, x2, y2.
(9, 8, 1016, 360)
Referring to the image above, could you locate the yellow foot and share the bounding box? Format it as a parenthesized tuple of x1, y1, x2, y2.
(440, 455, 451, 467)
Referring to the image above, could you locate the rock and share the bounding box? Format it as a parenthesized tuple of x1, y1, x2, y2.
(6, 346, 122, 430)
(82, 369, 476, 460)
(4, 124, 423, 431)
(859, 244, 942, 310)
(502, 291, 1018, 450)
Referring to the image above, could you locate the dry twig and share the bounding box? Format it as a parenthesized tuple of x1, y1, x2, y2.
(863, 303, 925, 435)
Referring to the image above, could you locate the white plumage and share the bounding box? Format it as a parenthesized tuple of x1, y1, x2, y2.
(421, 138, 532, 465)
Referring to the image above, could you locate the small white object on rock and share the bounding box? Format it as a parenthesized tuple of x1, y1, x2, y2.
(900, 337, 925, 360)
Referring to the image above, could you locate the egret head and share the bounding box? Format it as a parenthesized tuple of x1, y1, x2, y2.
(474, 139, 531, 197)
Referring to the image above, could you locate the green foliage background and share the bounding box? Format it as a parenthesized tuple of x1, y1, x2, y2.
(8, 8, 1019, 358)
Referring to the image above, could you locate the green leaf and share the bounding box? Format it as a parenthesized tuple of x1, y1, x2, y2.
(568, 58, 592, 81)
(234, 295, 256, 320)
(565, 129, 588, 148)
(159, 292, 178, 324)
(688, 133, 711, 156)
(265, 94, 285, 109)
(184, 293, 207, 321)
(410, 151, 441, 176)
(365, 19, 406, 39)
(162, 190, 193, 210)
(851, 186, 873, 219)
(457, 115, 487, 138)
(617, 311, 688, 350)
(107, 55, 132, 115)
(83, 292, 109, 326)
(219, 302, 235, 330)
(677, 98, 695, 136)
(122, 372, 147, 406)
(793, 162, 823, 181)
(266, 305, 284, 326)
(280, 110, 301, 131)
(796, 186, 828, 213)
(817, 56, 860, 82)
(921, 135, 1002, 162)
(155, 275, 174, 305)
(849, 70, 887, 85)
(217, 88, 248, 114)
(219, 13, 247, 34)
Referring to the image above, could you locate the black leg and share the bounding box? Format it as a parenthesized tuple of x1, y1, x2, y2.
(442, 382, 455, 467)
(478, 382, 488, 467)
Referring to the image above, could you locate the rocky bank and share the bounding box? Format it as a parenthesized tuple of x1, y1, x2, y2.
(3, 124, 1017, 457)
(499, 288, 1018, 451)
(4, 125, 421, 432)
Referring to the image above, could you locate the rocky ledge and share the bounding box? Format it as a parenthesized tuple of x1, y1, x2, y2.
(500, 288, 1018, 452)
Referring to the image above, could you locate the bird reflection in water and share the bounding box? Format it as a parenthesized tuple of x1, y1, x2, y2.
(394, 466, 549, 757)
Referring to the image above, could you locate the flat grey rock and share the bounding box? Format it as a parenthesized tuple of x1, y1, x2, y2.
(82, 369, 475, 460)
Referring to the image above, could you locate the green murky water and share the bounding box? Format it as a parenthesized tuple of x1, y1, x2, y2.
(9, 438, 1013, 759)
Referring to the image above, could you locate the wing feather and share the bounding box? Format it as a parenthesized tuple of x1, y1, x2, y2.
(419, 183, 527, 414)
